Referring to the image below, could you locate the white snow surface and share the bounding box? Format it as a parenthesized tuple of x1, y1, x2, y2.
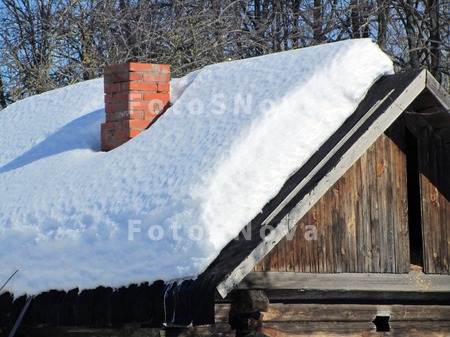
(0, 39, 393, 296)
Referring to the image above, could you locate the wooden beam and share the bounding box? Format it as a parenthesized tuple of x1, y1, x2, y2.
(235, 271, 450, 302)
(261, 321, 450, 337)
(257, 303, 450, 322)
(425, 70, 450, 111)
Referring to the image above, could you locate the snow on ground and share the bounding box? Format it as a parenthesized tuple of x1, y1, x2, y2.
(0, 39, 393, 296)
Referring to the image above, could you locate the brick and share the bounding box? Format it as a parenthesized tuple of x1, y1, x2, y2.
(128, 72, 143, 81)
(143, 92, 170, 102)
(122, 82, 157, 92)
(112, 93, 129, 102)
(128, 92, 143, 101)
(144, 112, 158, 120)
(104, 64, 119, 74)
(128, 62, 154, 72)
(129, 129, 142, 138)
(159, 64, 170, 73)
(115, 110, 130, 121)
(143, 73, 171, 83)
(113, 74, 131, 83)
(157, 83, 170, 93)
(101, 130, 114, 142)
(112, 71, 143, 83)
(129, 112, 144, 119)
(128, 102, 150, 110)
(104, 83, 121, 94)
(104, 63, 128, 74)
(105, 104, 116, 114)
(104, 94, 113, 103)
(103, 74, 114, 86)
(122, 119, 151, 130)
(106, 113, 115, 122)
(105, 101, 128, 114)
(101, 122, 116, 131)
(114, 130, 131, 139)
(101, 142, 115, 151)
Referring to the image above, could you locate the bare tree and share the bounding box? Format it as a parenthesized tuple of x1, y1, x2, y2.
(0, 0, 449, 108)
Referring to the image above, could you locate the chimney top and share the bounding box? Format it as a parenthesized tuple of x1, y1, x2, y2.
(101, 62, 170, 151)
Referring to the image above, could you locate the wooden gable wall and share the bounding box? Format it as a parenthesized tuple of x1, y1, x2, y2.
(255, 113, 450, 275)
(255, 118, 412, 274)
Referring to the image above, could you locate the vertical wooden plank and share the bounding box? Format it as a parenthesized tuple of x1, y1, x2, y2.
(436, 138, 449, 274)
(427, 133, 445, 274)
(309, 207, 318, 273)
(294, 218, 305, 273)
(428, 132, 441, 273)
(376, 134, 389, 273)
(354, 157, 364, 273)
(286, 224, 296, 272)
(347, 165, 358, 273)
(389, 119, 410, 273)
(359, 151, 373, 273)
(313, 202, 323, 273)
(316, 195, 328, 273)
(277, 230, 287, 272)
(302, 213, 312, 273)
(331, 182, 342, 273)
(368, 140, 381, 272)
(337, 166, 357, 273)
(384, 131, 396, 273)
(268, 237, 279, 271)
(323, 189, 334, 273)
(443, 142, 450, 275)
(418, 126, 435, 273)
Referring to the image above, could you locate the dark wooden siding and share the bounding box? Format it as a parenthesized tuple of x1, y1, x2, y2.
(418, 124, 450, 275)
(255, 121, 411, 273)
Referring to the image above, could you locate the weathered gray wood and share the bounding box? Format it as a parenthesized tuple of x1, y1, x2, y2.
(425, 70, 450, 111)
(322, 188, 334, 273)
(377, 134, 389, 272)
(390, 322, 450, 336)
(237, 271, 450, 293)
(262, 321, 450, 337)
(359, 151, 373, 273)
(368, 141, 381, 273)
(262, 322, 377, 337)
(249, 303, 450, 322)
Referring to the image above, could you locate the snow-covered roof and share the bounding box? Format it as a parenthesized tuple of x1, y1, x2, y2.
(0, 39, 393, 296)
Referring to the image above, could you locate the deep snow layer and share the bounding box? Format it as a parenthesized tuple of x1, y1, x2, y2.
(0, 39, 393, 296)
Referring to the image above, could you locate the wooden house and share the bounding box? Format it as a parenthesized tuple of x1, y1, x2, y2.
(1, 43, 449, 336)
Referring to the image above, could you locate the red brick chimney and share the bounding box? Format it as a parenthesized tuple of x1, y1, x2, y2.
(101, 62, 170, 151)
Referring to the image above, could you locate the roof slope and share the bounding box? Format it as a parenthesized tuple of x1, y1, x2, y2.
(0, 39, 393, 296)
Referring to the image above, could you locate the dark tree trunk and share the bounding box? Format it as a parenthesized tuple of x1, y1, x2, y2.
(0, 77, 7, 109)
(427, 0, 441, 80)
